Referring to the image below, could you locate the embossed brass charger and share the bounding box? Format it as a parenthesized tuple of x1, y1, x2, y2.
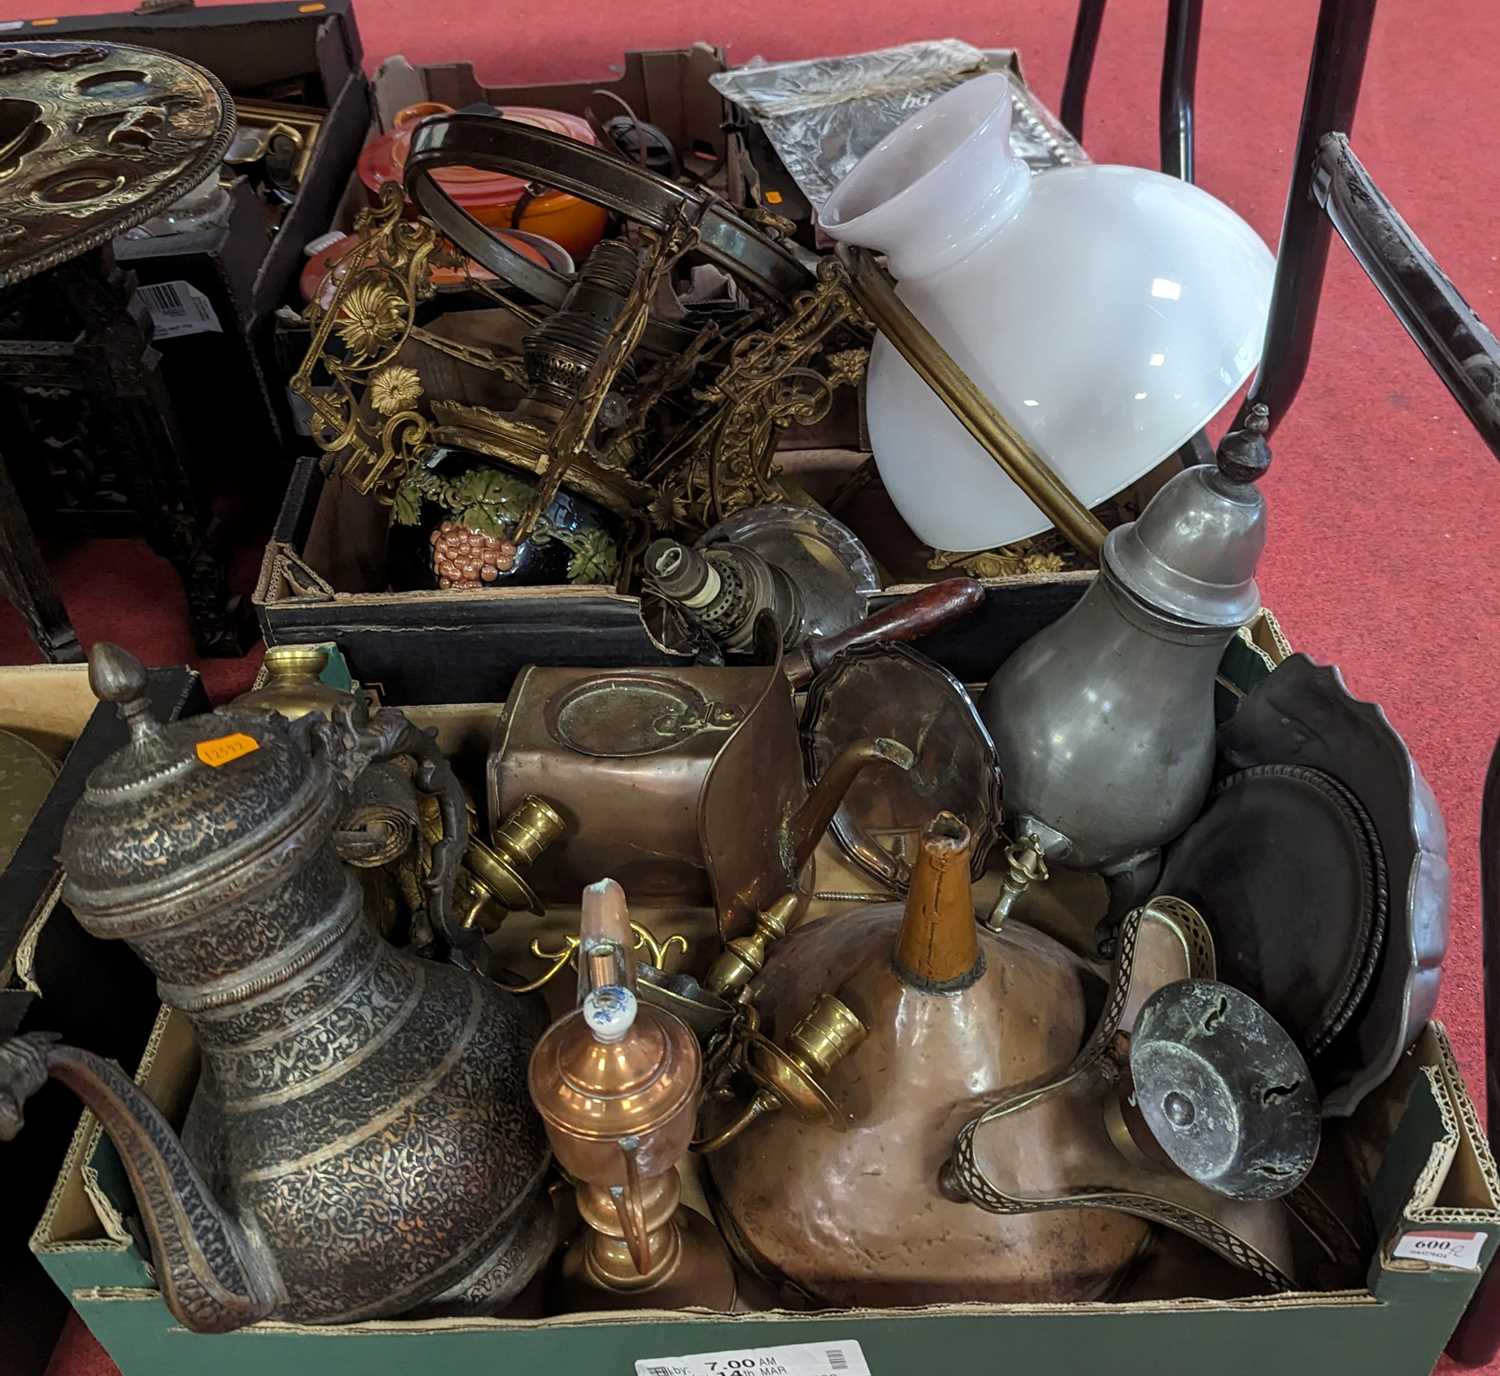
(0, 41, 233, 287)
(0, 644, 554, 1332)
(0, 727, 58, 870)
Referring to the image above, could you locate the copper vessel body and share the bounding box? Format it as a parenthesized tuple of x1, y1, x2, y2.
(708, 818, 1148, 1306)
(0, 648, 554, 1332)
(531, 1002, 701, 1183)
(490, 665, 793, 909)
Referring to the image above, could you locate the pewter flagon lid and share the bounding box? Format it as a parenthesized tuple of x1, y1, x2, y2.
(61, 644, 321, 924)
(1103, 464, 1265, 628)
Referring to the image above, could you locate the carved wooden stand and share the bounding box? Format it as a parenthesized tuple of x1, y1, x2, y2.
(0, 249, 251, 657)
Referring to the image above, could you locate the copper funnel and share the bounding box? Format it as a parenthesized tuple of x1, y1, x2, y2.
(705, 813, 1148, 1307)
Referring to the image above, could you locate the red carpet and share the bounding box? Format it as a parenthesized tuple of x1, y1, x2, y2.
(3, 1, 1499, 1373)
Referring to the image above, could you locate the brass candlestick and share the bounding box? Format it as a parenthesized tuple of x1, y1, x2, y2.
(694, 993, 867, 1151)
(527, 879, 736, 1310)
(232, 644, 366, 721)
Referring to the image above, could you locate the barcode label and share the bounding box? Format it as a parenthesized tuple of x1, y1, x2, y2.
(635, 1341, 870, 1376)
(139, 280, 221, 339)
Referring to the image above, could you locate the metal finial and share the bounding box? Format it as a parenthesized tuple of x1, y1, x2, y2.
(87, 643, 162, 744)
(1217, 402, 1272, 485)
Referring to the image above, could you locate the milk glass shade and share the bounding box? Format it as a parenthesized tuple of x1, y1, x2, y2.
(820, 74, 1275, 552)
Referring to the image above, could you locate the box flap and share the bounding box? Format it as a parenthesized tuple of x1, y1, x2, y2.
(1369, 1025, 1500, 1298)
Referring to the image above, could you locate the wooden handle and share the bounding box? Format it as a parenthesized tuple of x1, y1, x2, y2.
(785, 578, 985, 687)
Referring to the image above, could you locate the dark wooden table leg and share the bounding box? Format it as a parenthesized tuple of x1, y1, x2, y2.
(0, 447, 83, 663)
(63, 253, 251, 658)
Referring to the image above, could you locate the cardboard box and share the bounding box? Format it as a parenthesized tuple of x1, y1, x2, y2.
(23, 706, 1498, 1376)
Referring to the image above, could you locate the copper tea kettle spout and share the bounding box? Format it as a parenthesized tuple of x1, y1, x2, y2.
(788, 736, 916, 874)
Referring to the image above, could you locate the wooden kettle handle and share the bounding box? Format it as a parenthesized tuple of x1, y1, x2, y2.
(784, 578, 986, 687)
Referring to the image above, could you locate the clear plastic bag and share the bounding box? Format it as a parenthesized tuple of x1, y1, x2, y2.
(712, 41, 999, 208)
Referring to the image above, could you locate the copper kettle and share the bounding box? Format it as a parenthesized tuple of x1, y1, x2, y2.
(704, 812, 1149, 1306)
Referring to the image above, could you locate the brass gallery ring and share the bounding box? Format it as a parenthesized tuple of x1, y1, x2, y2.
(402, 111, 814, 314)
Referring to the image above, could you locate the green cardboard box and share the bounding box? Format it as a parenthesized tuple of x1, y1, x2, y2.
(28, 1001, 1500, 1376)
(22, 621, 1500, 1375)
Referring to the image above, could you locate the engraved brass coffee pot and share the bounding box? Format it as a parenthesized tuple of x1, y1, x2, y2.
(0, 645, 553, 1332)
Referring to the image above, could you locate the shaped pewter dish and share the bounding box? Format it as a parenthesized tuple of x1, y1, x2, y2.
(1157, 762, 1387, 1067)
(1216, 654, 1449, 1118)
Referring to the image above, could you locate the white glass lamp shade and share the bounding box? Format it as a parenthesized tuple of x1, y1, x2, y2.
(820, 73, 1275, 552)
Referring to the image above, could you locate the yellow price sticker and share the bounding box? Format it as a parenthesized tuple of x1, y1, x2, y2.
(195, 733, 260, 768)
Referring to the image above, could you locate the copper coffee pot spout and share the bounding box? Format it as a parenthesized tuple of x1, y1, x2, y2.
(788, 736, 915, 874)
(893, 812, 981, 989)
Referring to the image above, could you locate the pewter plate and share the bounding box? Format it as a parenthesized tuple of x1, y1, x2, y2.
(1217, 654, 1449, 1118)
(1158, 763, 1386, 1067)
(801, 643, 1002, 890)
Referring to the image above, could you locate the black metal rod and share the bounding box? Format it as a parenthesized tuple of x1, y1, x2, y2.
(1313, 135, 1500, 461)
(1445, 739, 1500, 1367)
(1060, 0, 1108, 143)
(1159, 0, 1202, 181)
(1235, 0, 1378, 434)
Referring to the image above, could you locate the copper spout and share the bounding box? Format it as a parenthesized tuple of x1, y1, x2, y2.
(788, 736, 915, 874)
(893, 812, 981, 990)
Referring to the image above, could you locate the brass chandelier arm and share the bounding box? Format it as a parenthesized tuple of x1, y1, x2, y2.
(403, 111, 814, 342)
(836, 247, 1109, 563)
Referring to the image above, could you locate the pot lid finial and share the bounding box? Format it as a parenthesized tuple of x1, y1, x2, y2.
(88, 642, 166, 750)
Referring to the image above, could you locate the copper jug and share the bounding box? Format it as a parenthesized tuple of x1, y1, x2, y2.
(705, 813, 1148, 1306)
(0, 645, 553, 1332)
(529, 878, 736, 1309)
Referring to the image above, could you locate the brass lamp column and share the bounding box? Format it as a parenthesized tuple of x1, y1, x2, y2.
(529, 879, 736, 1310)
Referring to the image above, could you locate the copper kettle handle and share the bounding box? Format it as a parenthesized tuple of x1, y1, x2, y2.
(692, 1089, 776, 1154)
(613, 1138, 652, 1276)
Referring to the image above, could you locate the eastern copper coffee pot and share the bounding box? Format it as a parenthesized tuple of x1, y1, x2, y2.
(529, 878, 737, 1310)
(0, 645, 553, 1332)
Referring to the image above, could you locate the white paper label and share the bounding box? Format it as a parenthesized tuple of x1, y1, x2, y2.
(1392, 1229, 1487, 1270)
(140, 280, 222, 339)
(637, 1340, 871, 1376)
